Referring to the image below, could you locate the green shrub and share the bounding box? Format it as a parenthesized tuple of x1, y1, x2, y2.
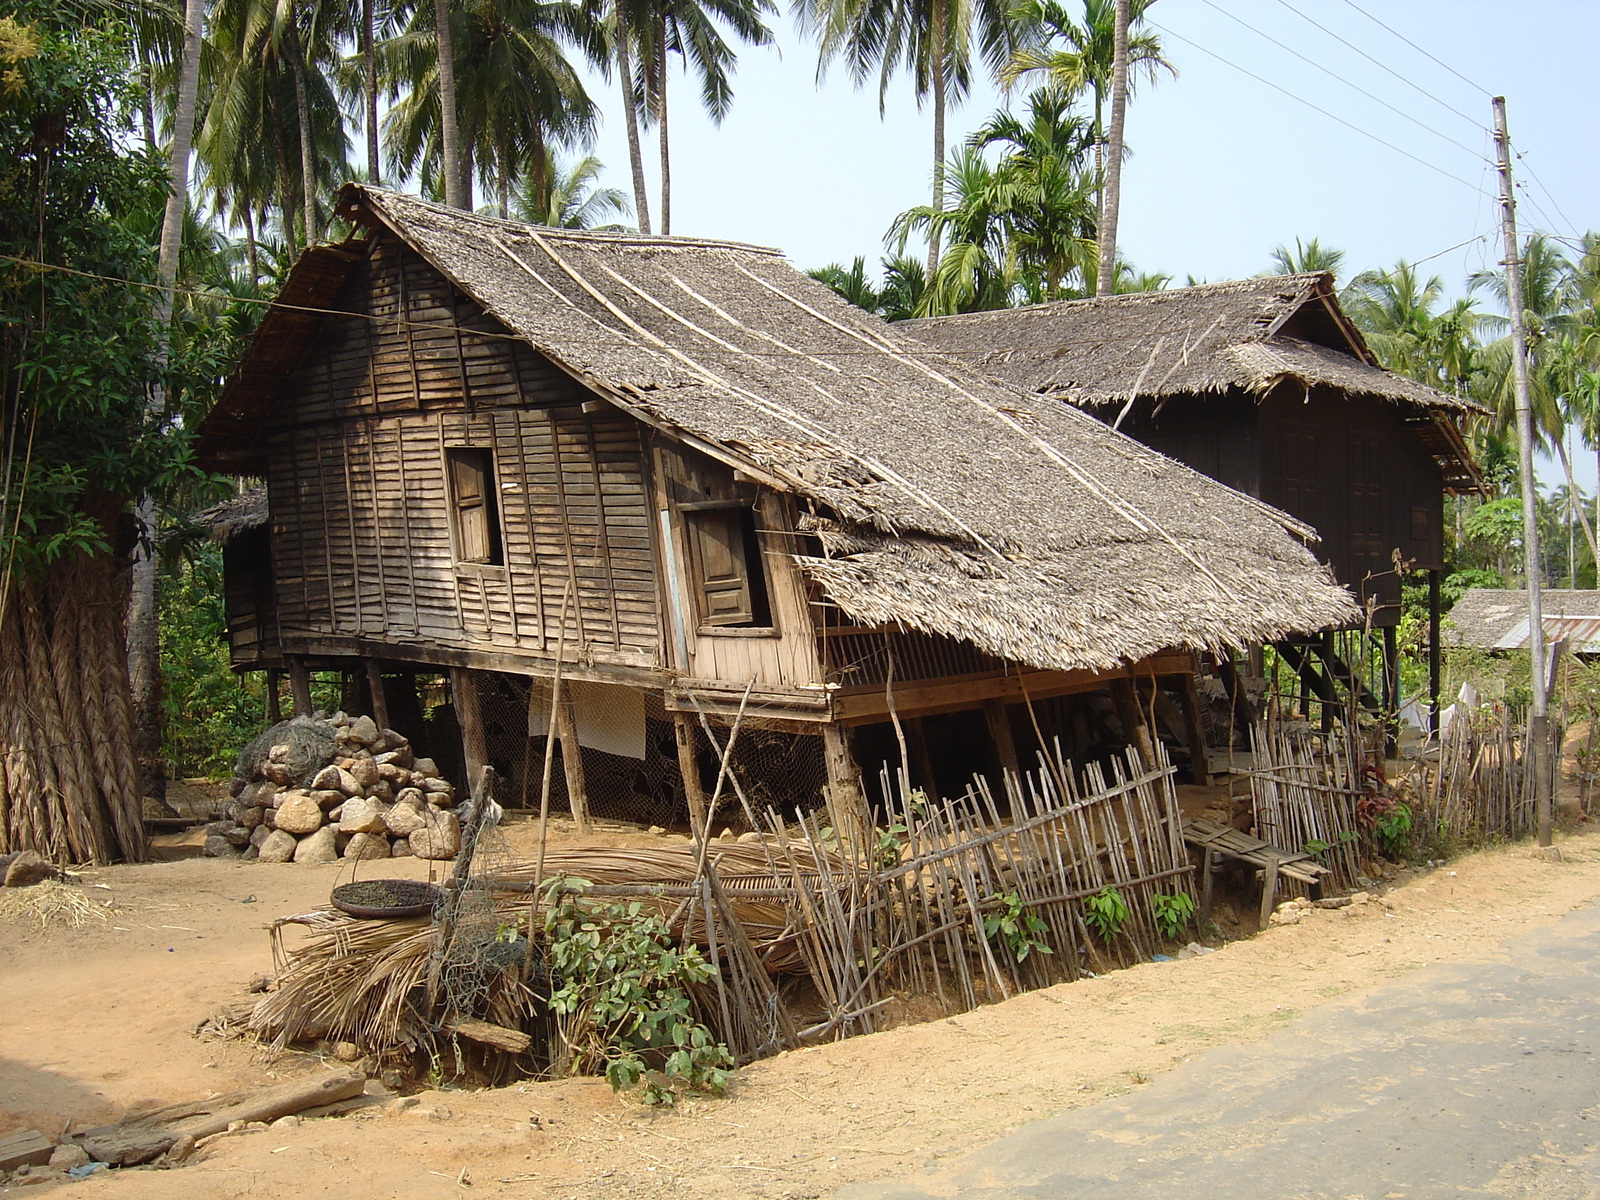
(543, 881, 732, 1105)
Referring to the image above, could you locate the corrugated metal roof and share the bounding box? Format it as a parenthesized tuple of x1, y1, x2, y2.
(1492, 614, 1600, 652)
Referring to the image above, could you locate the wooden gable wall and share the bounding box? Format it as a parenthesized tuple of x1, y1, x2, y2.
(259, 234, 661, 671)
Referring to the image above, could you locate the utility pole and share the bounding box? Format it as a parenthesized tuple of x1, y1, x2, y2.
(1493, 95, 1554, 851)
(1095, 0, 1130, 296)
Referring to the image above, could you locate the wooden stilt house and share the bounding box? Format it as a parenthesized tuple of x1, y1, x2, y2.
(903, 277, 1484, 726)
(197, 188, 1357, 825)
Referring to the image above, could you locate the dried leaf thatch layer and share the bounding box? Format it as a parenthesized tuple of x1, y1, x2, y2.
(207, 190, 1358, 672)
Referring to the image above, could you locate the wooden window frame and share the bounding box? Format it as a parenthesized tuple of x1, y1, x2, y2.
(445, 446, 505, 568)
(680, 499, 777, 635)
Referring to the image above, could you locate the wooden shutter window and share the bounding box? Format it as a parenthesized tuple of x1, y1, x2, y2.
(687, 507, 756, 626)
(446, 447, 503, 565)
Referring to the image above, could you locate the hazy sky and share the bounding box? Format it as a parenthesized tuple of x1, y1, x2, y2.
(570, 0, 1594, 292)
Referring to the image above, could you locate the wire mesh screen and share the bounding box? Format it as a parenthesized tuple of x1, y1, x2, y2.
(467, 671, 829, 829)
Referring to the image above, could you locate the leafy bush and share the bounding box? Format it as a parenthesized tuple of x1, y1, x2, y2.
(1083, 885, 1128, 944)
(983, 891, 1052, 963)
(159, 543, 265, 778)
(543, 881, 732, 1106)
(1150, 891, 1196, 941)
(1373, 801, 1414, 859)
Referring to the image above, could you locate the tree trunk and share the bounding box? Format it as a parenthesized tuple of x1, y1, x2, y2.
(290, 31, 318, 243)
(364, 0, 380, 182)
(925, 3, 946, 281)
(1554, 436, 1599, 568)
(1095, 0, 1128, 296)
(128, 0, 205, 810)
(243, 201, 258, 283)
(1, 543, 147, 863)
(616, 10, 651, 235)
(434, 0, 464, 208)
(657, 28, 670, 236)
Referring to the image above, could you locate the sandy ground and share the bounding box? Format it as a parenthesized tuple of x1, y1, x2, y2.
(4, 814, 1600, 1199)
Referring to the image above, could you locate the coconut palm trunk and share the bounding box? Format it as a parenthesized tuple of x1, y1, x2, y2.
(616, 10, 651, 234)
(1094, 0, 1127, 295)
(363, 0, 379, 181)
(128, 0, 205, 810)
(435, 0, 465, 207)
(656, 23, 671, 235)
(288, 28, 318, 239)
(1554, 436, 1599, 567)
(925, 2, 946, 280)
(2, 514, 148, 863)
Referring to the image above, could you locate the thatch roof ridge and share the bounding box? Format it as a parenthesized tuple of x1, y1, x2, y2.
(899, 276, 1478, 417)
(1445, 588, 1600, 649)
(205, 187, 1361, 671)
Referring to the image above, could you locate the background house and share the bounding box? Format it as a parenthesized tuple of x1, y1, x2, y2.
(903, 275, 1484, 730)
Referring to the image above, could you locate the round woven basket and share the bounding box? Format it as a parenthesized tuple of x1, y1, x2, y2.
(330, 879, 443, 920)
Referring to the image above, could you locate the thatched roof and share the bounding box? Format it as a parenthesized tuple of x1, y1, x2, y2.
(1445, 589, 1600, 652)
(190, 485, 268, 543)
(902, 275, 1482, 492)
(201, 187, 1358, 673)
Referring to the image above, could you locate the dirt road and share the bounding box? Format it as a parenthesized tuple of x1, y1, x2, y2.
(3, 824, 1598, 1199)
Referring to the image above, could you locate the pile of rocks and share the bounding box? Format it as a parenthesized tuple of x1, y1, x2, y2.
(205, 713, 461, 864)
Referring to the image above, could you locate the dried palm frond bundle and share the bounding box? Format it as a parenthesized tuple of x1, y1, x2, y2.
(489, 840, 849, 974)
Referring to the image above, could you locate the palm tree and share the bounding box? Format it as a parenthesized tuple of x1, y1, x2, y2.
(198, 0, 352, 250)
(1001, 0, 1172, 270)
(382, 0, 602, 215)
(512, 153, 631, 227)
(968, 87, 1096, 301)
(800, 0, 1023, 276)
(632, 0, 773, 234)
(888, 147, 1015, 315)
(808, 257, 882, 311)
(1267, 236, 1344, 282)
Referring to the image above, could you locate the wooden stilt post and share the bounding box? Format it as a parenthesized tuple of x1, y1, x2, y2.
(1382, 624, 1400, 759)
(265, 669, 283, 725)
(904, 717, 940, 800)
(984, 699, 1020, 779)
(1110, 676, 1156, 769)
(822, 722, 869, 835)
(673, 711, 707, 835)
(1200, 847, 1217, 922)
(1258, 855, 1279, 931)
(1428, 568, 1442, 738)
(365, 659, 390, 732)
(449, 666, 489, 798)
(1175, 668, 1211, 785)
(286, 657, 313, 718)
(553, 696, 589, 831)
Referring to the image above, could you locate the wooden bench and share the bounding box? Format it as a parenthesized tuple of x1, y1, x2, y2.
(1183, 818, 1333, 928)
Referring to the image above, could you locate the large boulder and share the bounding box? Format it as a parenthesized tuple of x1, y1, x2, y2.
(384, 802, 426, 838)
(293, 825, 339, 865)
(234, 717, 338, 789)
(409, 811, 461, 860)
(342, 832, 390, 861)
(275, 792, 325, 835)
(257, 830, 298, 864)
(338, 797, 388, 835)
(343, 715, 380, 748)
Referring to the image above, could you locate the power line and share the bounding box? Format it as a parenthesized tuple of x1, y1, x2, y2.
(1150, 22, 1489, 195)
(1268, 0, 1485, 129)
(1511, 143, 1584, 242)
(1199, 0, 1488, 163)
(1336, 0, 1494, 99)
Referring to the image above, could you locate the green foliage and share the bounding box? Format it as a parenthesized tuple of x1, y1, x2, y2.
(1149, 891, 1195, 942)
(1082, 885, 1128, 943)
(543, 880, 732, 1106)
(0, 9, 187, 576)
(983, 891, 1052, 963)
(1373, 801, 1414, 859)
(158, 542, 264, 777)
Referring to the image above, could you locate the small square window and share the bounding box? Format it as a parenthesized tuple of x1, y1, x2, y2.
(446, 447, 503, 565)
(684, 503, 772, 628)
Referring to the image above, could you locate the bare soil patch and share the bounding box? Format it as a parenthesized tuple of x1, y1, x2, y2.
(4, 818, 1599, 1199)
